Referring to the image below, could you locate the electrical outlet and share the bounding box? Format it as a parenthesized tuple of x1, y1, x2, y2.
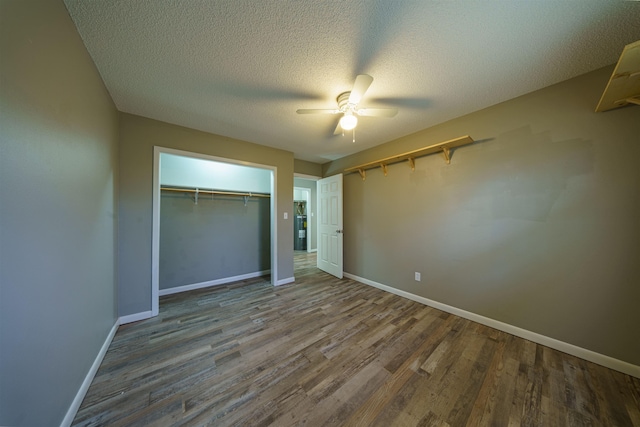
(415, 272, 421, 281)
(284, 212, 288, 219)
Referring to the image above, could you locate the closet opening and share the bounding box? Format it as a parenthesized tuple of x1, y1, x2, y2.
(151, 147, 277, 316)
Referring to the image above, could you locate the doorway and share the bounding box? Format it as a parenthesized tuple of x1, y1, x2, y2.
(293, 175, 319, 277)
(293, 187, 310, 252)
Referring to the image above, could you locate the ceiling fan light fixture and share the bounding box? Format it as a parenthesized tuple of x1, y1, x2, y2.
(297, 75, 396, 137)
(340, 111, 358, 130)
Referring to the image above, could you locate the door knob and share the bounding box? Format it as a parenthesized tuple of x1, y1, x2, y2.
(336, 229, 343, 234)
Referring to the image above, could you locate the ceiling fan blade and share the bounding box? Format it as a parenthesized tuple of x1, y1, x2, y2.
(357, 108, 398, 117)
(296, 109, 340, 114)
(348, 74, 373, 105)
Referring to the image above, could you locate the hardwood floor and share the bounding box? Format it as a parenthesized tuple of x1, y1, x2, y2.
(73, 252, 640, 426)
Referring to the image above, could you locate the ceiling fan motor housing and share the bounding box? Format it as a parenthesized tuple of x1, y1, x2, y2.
(337, 92, 353, 111)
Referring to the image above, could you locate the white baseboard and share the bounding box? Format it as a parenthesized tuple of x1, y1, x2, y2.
(344, 272, 640, 379)
(308, 249, 318, 253)
(119, 310, 153, 325)
(159, 270, 271, 296)
(60, 319, 119, 427)
(275, 276, 295, 286)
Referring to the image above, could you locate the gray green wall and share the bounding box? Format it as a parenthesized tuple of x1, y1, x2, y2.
(0, 1, 119, 425)
(160, 194, 271, 290)
(118, 113, 294, 316)
(324, 66, 640, 366)
(294, 158, 323, 177)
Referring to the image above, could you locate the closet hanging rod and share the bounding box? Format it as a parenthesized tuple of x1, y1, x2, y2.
(160, 187, 270, 198)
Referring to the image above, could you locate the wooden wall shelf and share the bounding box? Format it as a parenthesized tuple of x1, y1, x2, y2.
(344, 135, 474, 180)
(596, 40, 640, 112)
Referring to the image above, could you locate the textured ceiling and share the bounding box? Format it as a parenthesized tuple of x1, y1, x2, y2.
(63, 0, 640, 164)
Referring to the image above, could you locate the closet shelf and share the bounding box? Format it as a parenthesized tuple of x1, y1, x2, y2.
(344, 135, 474, 180)
(161, 186, 270, 205)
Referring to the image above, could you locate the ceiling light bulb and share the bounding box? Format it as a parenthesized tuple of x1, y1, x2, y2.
(340, 112, 358, 131)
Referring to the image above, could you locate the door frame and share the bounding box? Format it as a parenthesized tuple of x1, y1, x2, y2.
(151, 146, 278, 316)
(294, 173, 320, 254)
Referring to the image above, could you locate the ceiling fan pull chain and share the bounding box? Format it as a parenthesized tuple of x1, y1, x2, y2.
(352, 127, 356, 143)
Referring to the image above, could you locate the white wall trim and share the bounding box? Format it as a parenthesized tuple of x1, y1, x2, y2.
(275, 276, 295, 286)
(60, 320, 119, 427)
(152, 148, 161, 316)
(119, 310, 154, 325)
(159, 270, 271, 296)
(271, 167, 278, 285)
(293, 173, 321, 180)
(344, 272, 640, 379)
(308, 248, 318, 253)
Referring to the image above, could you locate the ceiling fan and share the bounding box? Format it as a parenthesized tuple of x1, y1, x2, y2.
(296, 74, 398, 136)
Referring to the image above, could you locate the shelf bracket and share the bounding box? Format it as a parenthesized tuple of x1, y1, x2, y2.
(615, 96, 640, 106)
(243, 195, 249, 206)
(442, 147, 451, 164)
(357, 168, 366, 181)
(381, 164, 388, 176)
(625, 96, 640, 106)
(194, 188, 199, 205)
(408, 157, 415, 171)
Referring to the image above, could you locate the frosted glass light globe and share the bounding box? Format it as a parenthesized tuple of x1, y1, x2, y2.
(340, 113, 358, 130)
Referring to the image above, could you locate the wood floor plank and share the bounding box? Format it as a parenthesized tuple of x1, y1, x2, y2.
(72, 252, 640, 426)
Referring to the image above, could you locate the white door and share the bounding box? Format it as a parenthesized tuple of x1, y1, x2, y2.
(317, 174, 343, 278)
